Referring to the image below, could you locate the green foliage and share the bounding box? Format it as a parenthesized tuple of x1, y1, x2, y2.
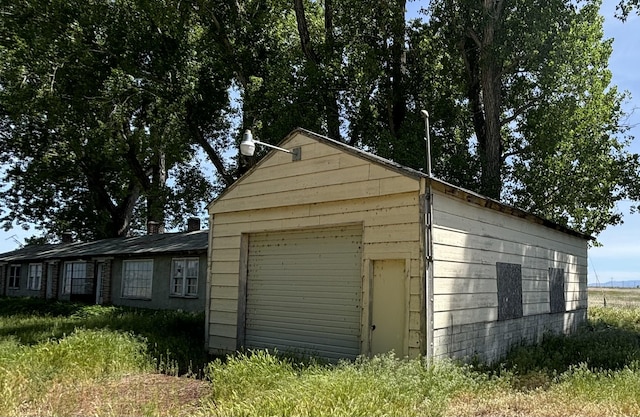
(616, 0, 640, 20)
(204, 350, 486, 416)
(2, 0, 639, 241)
(0, 0, 222, 240)
(0, 329, 151, 415)
(498, 305, 640, 381)
(5, 298, 640, 415)
(0, 297, 209, 375)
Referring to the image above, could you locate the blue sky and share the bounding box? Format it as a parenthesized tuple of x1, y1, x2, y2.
(587, 2, 639, 285)
(1, 3, 639, 286)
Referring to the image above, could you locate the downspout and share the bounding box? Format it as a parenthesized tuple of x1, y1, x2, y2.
(424, 182, 435, 360)
(421, 110, 434, 359)
(204, 212, 214, 354)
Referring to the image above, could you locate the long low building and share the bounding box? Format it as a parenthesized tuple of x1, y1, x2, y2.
(0, 221, 208, 312)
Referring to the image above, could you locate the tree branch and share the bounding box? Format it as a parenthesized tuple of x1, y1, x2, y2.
(293, 0, 320, 64)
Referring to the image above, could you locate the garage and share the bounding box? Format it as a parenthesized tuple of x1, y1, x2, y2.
(207, 128, 588, 362)
(244, 226, 363, 360)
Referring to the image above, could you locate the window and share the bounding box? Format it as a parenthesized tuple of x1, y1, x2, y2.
(122, 260, 153, 299)
(8, 265, 20, 289)
(170, 258, 199, 297)
(28, 264, 42, 291)
(549, 268, 566, 313)
(63, 262, 87, 294)
(496, 262, 523, 321)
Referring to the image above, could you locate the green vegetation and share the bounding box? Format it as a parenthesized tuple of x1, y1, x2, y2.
(0, 297, 208, 375)
(3, 296, 640, 416)
(588, 287, 640, 307)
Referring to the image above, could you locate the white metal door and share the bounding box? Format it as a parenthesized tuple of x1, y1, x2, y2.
(245, 226, 363, 361)
(370, 259, 406, 357)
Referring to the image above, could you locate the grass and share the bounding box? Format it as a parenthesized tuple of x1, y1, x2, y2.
(0, 297, 209, 375)
(3, 294, 640, 416)
(588, 287, 640, 307)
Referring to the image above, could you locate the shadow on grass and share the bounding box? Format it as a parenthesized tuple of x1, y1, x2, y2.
(0, 297, 212, 376)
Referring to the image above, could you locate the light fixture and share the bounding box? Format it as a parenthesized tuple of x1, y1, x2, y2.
(240, 129, 301, 161)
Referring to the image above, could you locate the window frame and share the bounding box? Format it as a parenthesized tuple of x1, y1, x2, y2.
(8, 264, 21, 289)
(63, 261, 87, 295)
(27, 263, 43, 291)
(170, 257, 199, 297)
(122, 259, 154, 300)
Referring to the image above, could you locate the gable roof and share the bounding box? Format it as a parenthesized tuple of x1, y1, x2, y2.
(215, 128, 593, 241)
(0, 230, 208, 263)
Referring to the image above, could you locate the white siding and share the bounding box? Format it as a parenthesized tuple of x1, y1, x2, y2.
(208, 132, 423, 358)
(431, 189, 588, 361)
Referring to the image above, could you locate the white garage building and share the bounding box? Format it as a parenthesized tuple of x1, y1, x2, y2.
(206, 128, 589, 362)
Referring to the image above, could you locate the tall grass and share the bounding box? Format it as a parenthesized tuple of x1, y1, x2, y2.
(4, 296, 640, 416)
(0, 297, 209, 375)
(202, 350, 496, 416)
(0, 329, 151, 415)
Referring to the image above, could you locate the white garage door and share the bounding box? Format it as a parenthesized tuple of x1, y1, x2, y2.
(245, 225, 363, 361)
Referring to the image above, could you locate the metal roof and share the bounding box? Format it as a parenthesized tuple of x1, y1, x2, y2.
(0, 230, 208, 262)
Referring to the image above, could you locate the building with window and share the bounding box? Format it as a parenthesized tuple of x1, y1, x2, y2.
(206, 129, 590, 363)
(0, 224, 207, 312)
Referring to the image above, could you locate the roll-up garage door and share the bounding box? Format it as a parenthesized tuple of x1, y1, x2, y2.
(245, 225, 363, 361)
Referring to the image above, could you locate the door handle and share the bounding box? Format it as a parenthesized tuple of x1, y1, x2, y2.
(371, 324, 376, 331)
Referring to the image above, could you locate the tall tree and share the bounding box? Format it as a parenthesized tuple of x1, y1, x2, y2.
(0, 0, 224, 240)
(425, 0, 639, 235)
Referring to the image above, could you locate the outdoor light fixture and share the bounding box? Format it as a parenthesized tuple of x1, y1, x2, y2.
(240, 129, 301, 161)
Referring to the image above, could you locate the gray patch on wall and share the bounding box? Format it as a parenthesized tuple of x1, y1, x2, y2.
(496, 262, 523, 321)
(549, 268, 566, 313)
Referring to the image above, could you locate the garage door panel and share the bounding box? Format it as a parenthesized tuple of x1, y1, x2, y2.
(247, 328, 360, 349)
(248, 287, 360, 301)
(247, 307, 361, 325)
(245, 226, 363, 361)
(247, 293, 362, 312)
(246, 334, 359, 358)
(247, 318, 361, 337)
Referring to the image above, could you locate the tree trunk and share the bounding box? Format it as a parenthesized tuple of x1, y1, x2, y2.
(478, 0, 505, 199)
(294, 0, 342, 141)
(146, 147, 167, 234)
(389, 0, 407, 139)
(458, 0, 505, 199)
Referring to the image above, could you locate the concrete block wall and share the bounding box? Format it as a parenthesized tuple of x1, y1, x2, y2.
(433, 308, 587, 364)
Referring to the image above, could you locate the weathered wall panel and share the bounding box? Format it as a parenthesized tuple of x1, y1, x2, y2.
(431, 189, 588, 362)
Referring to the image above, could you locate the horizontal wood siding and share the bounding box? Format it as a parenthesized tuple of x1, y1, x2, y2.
(431, 190, 588, 331)
(208, 133, 422, 357)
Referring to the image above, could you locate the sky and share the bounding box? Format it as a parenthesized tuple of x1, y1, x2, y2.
(1, 2, 639, 286)
(586, 2, 640, 285)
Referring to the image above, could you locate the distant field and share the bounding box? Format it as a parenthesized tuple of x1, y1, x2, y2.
(588, 287, 640, 308)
